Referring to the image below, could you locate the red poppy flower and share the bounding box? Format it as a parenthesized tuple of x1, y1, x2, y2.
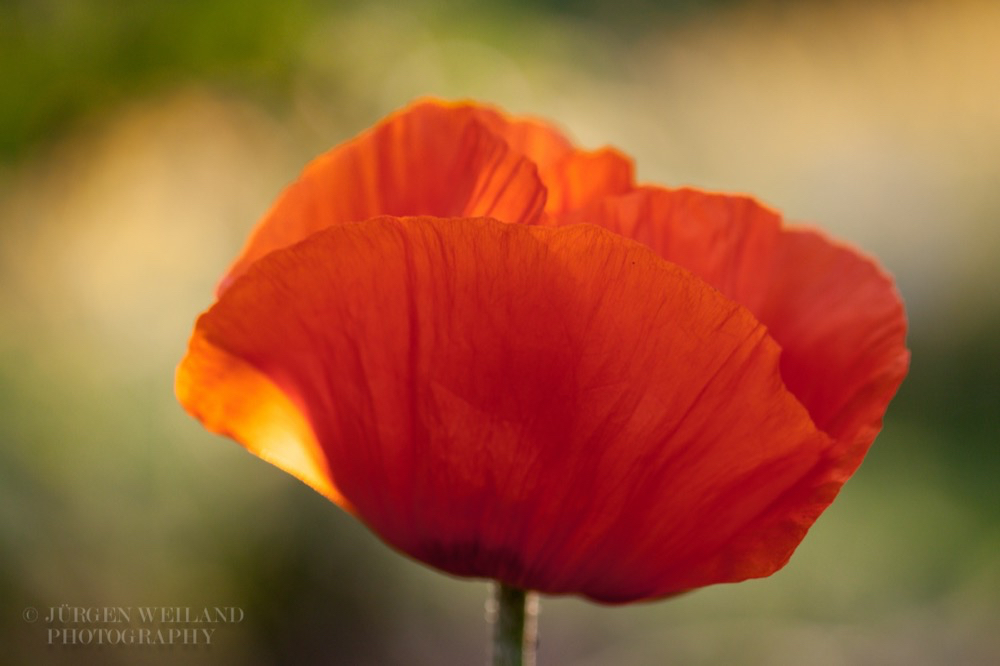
(176, 99, 909, 603)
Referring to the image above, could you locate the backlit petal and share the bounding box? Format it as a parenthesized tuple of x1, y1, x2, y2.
(465, 105, 576, 172)
(539, 147, 635, 216)
(178, 216, 834, 602)
(221, 101, 637, 294)
(465, 105, 636, 214)
(176, 330, 349, 509)
(219, 101, 549, 293)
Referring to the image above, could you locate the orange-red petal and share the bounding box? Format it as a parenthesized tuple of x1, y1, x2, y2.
(560, 185, 910, 488)
(464, 105, 576, 173)
(219, 100, 636, 293)
(176, 331, 350, 509)
(539, 147, 636, 217)
(178, 215, 839, 602)
(219, 101, 550, 293)
(462, 104, 636, 214)
(754, 227, 910, 470)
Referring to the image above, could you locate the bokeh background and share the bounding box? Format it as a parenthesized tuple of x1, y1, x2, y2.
(2, 0, 998, 664)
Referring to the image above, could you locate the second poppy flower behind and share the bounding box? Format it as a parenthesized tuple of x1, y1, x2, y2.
(176, 100, 909, 603)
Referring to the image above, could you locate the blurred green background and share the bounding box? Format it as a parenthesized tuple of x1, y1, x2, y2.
(2, 0, 998, 664)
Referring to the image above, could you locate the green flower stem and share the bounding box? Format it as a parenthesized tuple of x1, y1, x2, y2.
(492, 582, 538, 666)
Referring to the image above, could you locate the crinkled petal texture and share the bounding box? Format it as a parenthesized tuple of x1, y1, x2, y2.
(178, 216, 848, 603)
(220, 100, 633, 293)
(561, 187, 910, 541)
(180, 100, 908, 604)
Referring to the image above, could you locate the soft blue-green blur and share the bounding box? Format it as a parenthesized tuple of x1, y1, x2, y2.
(2, 1, 998, 664)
